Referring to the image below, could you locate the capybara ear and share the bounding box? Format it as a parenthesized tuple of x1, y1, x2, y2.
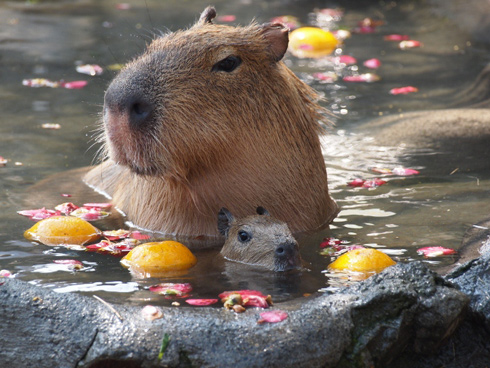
(198, 6, 217, 25)
(256, 206, 270, 216)
(260, 22, 289, 62)
(218, 207, 234, 236)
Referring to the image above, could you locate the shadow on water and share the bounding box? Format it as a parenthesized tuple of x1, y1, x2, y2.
(1, 0, 490, 304)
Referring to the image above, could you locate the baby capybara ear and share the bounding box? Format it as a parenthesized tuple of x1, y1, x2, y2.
(198, 6, 217, 25)
(218, 207, 235, 237)
(256, 207, 270, 216)
(260, 22, 289, 62)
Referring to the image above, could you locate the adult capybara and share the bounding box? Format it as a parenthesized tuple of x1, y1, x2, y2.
(218, 207, 302, 271)
(84, 6, 338, 239)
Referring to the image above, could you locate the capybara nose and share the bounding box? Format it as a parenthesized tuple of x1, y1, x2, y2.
(275, 241, 298, 258)
(104, 82, 154, 130)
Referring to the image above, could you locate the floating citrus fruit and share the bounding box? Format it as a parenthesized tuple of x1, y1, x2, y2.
(289, 27, 338, 58)
(329, 248, 396, 275)
(121, 241, 197, 278)
(24, 216, 101, 246)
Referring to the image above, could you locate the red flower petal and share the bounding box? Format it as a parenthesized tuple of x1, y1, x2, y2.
(185, 299, 218, 306)
(417, 246, 457, 258)
(257, 310, 288, 324)
(0, 270, 13, 278)
(53, 259, 83, 266)
(390, 86, 419, 95)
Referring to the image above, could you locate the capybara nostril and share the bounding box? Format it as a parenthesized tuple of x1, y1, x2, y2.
(104, 82, 154, 130)
(128, 98, 153, 129)
(275, 246, 285, 256)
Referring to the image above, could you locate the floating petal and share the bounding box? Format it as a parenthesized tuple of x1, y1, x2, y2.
(417, 246, 456, 258)
(76, 64, 103, 76)
(257, 310, 288, 324)
(399, 40, 422, 49)
(363, 58, 381, 69)
(390, 86, 418, 95)
(185, 299, 218, 306)
(384, 34, 410, 41)
(343, 73, 380, 83)
(149, 283, 193, 297)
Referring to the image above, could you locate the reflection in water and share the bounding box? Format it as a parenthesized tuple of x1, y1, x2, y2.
(0, 0, 489, 304)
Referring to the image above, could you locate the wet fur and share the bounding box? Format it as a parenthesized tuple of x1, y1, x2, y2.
(85, 8, 338, 239)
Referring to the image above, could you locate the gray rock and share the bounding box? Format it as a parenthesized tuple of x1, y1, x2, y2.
(0, 261, 469, 368)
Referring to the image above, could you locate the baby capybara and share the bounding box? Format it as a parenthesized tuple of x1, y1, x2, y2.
(84, 7, 338, 240)
(218, 207, 302, 271)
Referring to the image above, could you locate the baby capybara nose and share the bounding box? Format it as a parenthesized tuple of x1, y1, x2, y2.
(275, 241, 298, 259)
(104, 80, 154, 130)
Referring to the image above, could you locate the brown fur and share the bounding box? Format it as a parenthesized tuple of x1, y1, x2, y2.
(218, 207, 301, 271)
(84, 7, 338, 240)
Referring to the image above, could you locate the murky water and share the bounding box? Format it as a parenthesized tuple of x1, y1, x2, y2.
(1, 0, 489, 305)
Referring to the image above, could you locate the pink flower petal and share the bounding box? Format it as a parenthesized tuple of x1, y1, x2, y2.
(270, 15, 301, 31)
(363, 58, 381, 69)
(312, 72, 337, 83)
(130, 231, 151, 240)
(0, 156, 7, 167)
(54, 202, 79, 215)
(149, 283, 193, 297)
(390, 86, 418, 95)
(22, 78, 60, 88)
(217, 15, 236, 22)
(61, 80, 88, 89)
(53, 259, 83, 270)
(399, 40, 422, 49)
(61, 193, 72, 197)
(417, 246, 457, 258)
(102, 229, 131, 241)
(185, 299, 218, 306)
(116, 3, 131, 10)
(347, 178, 366, 187)
(218, 289, 267, 300)
(258, 310, 288, 324)
(70, 207, 109, 221)
(384, 34, 410, 41)
(337, 55, 357, 65)
(17, 208, 61, 221)
(343, 73, 380, 83)
(0, 270, 13, 278)
(392, 167, 420, 176)
(243, 295, 270, 308)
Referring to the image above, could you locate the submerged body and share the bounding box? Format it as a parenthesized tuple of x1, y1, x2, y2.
(84, 7, 338, 239)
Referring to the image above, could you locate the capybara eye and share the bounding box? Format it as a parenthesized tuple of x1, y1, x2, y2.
(237, 230, 252, 243)
(212, 55, 242, 72)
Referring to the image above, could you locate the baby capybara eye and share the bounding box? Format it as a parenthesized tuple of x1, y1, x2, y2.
(238, 230, 252, 243)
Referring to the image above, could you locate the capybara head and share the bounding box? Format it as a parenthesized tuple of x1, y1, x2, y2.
(102, 6, 320, 178)
(218, 207, 302, 271)
(86, 6, 338, 239)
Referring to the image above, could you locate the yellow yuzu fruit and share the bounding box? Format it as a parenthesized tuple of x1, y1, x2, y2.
(329, 248, 396, 274)
(24, 216, 101, 246)
(121, 241, 197, 277)
(289, 27, 338, 58)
